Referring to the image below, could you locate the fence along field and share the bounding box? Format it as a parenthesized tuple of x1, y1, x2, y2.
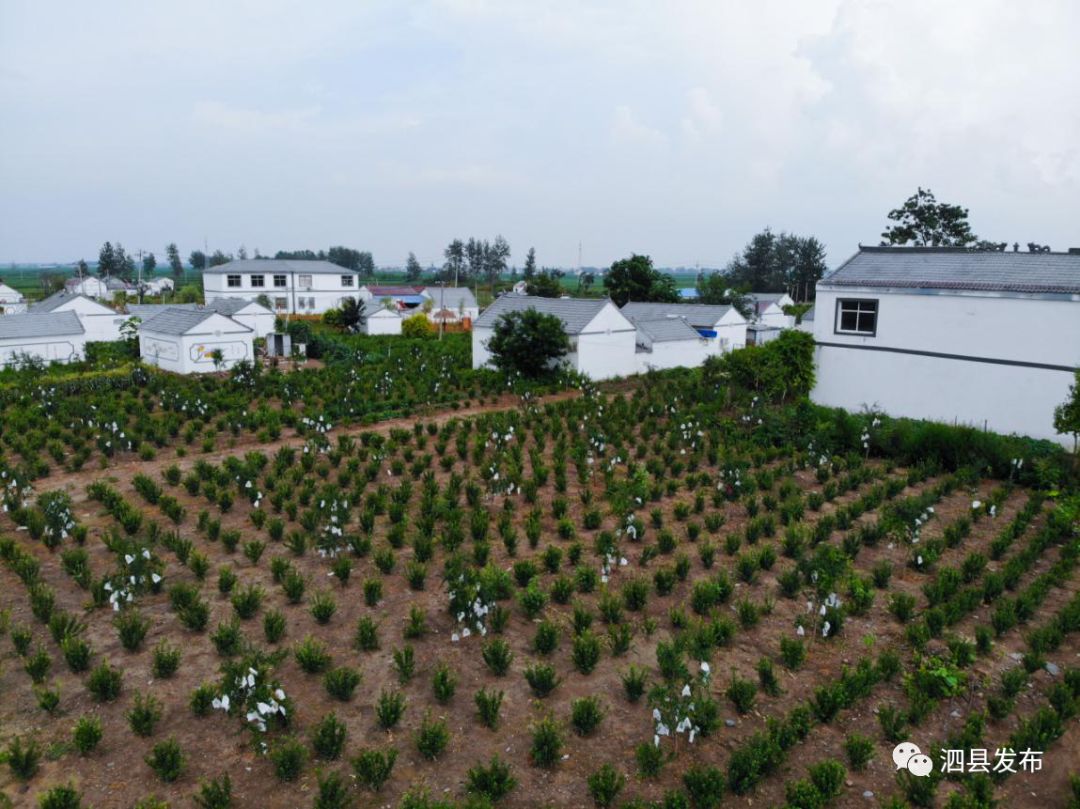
(1, 353, 1078, 809)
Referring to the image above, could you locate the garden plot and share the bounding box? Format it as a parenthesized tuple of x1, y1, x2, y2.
(1, 376, 1078, 809)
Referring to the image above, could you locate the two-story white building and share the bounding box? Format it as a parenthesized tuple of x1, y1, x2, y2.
(473, 295, 638, 380)
(812, 247, 1080, 446)
(203, 260, 361, 315)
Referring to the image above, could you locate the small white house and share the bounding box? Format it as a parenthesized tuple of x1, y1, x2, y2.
(64, 276, 110, 299)
(204, 260, 361, 315)
(0, 282, 27, 315)
(29, 292, 125, 343)
(633, 317, 711, 373)
(0, 311, 87, 368)
(749, 292, 795, 329)
(620, 302, 748, 354)
(421, 287, 479, 324)
(138, 308, 254, 375)
(142, 278, 175, 296)
(812, 246, 1080, 447)
(361, 302, 403, 336)
(128, 300, 276, 340)
(473, 295, 637, 380)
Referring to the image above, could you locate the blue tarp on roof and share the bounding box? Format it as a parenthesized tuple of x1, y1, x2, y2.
(678, 288, 699, 299)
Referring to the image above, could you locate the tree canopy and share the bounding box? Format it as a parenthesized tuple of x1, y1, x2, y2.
(603, 254, 678, 307)
(525, 270, 563, 298)
(881, 187, 976, 247)
(486, 309, 571, 378)
(695, 273, 753, 318)
(1054, 369, 1080, 452)
(720, 229, 827, 301)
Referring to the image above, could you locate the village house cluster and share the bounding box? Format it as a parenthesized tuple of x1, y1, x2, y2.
(1, 247, 1077, 446)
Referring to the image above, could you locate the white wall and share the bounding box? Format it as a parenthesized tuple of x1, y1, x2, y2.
(363, 310, 402, 335)
(472, 303, 636, 380)
(230, 308, 276, 339)
(205, 271, 360, 315)
(52, 297, 124, 342)
(140, 331, 253, 374)
(0, 336, 87, 368)
(812, 286, 1080, 446)
(636, 338, 712, 373)
(716, 308, 748, 351)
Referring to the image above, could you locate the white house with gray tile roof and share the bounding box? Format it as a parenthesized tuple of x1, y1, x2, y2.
(620, 301, 748, 354)
(812, 246, 1080, 446)
(421, 286, 479, 324)
(360, 301, 403, 336)
(203, 259, 360, 315)
(129, 300, 275, 339)
(0, 311, 87, 368)
(749, 292, 795, 329)
(29, 291, 125, 343)
(632, 317, 713, 373)
(472, 295, 637, 380)
(0, 282, 27, 315)
(137, 307, 253, 375)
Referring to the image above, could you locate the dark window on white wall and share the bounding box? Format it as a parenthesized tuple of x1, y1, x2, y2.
(341, 275, 355, 287)
(273, 275, 287, 288)
(250, 274, 265, 288)
(227, 274, 241, 288)
(835, 299, 878, 336)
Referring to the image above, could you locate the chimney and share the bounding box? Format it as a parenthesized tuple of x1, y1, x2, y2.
(1068, 248, 1080, 255)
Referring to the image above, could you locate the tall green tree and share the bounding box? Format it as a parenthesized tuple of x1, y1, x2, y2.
(695, 273, 753, 317)
(188, 250, 207, 271)
(142, 252, 156, 275)
(97, 242, 117, 278)
(484, 235, 511, 286)
(208, 250, 231, 267)
(114, 244, 136, 281)
(443, 239, 465, 285)
(603, 254, 678, 307)
(1054, 370, 1080, 452)
(405, 252, 423, 282)
(881, 187, 977, 247)
(166, 243, 184, 279)
(523, 247, 537, 280)
(487, 309, 570, 378)
(525, 271, 563, 298)
(723, 229, 827, 300)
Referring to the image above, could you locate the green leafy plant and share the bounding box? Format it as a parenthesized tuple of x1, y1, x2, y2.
(72, 715, 103, 756)
(145, 737, 185, 783)
(570, 696, 605, 736)
(323, 665, 362, 701)
(269, 737, 306, 782)
(5, 735, 41, 781)
(587, 763, 626, 808)
(415, 713, 450, 760)
(375, 689, 406, 730)
(475, 687, 504, 729)
(127, 691, 163, 737)
(529, 716, 564, 768)
(310, 712, 347, 760)
(352, 746, 397, 791)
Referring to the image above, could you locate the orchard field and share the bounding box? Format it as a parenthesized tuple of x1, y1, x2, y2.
(1, 337, 1078, 809)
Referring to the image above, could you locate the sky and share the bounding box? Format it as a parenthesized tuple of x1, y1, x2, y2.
(1, 0, 1078, 270)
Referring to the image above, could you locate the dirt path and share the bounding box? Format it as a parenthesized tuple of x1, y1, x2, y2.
(34, 388, 587, 499)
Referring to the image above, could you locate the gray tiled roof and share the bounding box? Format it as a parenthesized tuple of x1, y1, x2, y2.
(127, 304, 198, 318)
(203, 259, 356, 275)
(139, 307, 251, 336)
(0, 311, 84, 339)
(635, 318, 702, 343)
(475, 295, 614, 334)
(620, 302, 736, 328)
(422, 287, 477, 311)
(823, 247, 1080, 295)
(29, 291, 106, 313)
(129, 300, 271, 319)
